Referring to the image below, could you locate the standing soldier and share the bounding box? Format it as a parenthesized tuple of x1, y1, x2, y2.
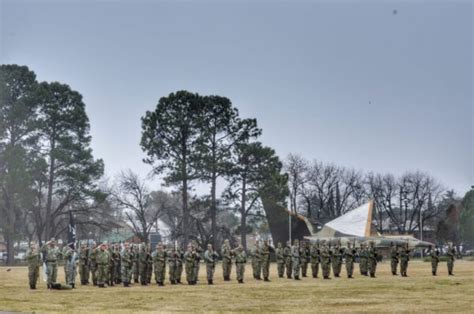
(221, 239, 233, 281)
(132, 244, 139, 283)
(176, 246, 184, 284)
(63, 243, 77, 288)
(261, 240, 272, 282)
(291, 239, 301, 280)
(275, 242, 285, 278)
(168, 246, 178, 284)
(89, 242, 98, 286)
(114, 243, 121, 284)
(284, 241, 292, 279)
(107, 244, 115, 286)
(390, 242, 399, 276)
(184, 243, 196, 285)
(310, 241, 320, 278)
(447, 243, 456, 276)
(204, 244, 219, 285)
(234, 244, 246, 283)
(332, 242, 342, 278)
(430, 245, 440, 276)
(78, 242, 89, 285)
(345, 242, 355, 279)
(368, 241, 378, 278)
(26, 242, 41, 289)
(96, 243, 109, 288)
(153, 242, 167, 286)
(41, 238, 60, 289)
(138, 243, 148, 285)
(300, 241, 310, 278)
(192, 241, 202, 283)
(146, 244, 153, 284)
(121, 242, 132, 287)
(320, 242, 331, 279)
(359, 243, 368, 276)
(399, 242, 410, 277)
(251, 241, 262, 280)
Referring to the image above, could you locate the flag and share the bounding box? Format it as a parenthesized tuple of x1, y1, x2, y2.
(68, 211, 77, 249)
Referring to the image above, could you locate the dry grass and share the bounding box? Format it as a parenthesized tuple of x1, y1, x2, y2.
(0, 260, 473, 313)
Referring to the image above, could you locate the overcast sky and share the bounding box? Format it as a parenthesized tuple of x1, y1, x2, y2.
(1, 0, 472, 195)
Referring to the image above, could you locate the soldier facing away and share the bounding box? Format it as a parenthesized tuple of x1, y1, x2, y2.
(275, 242, 285, 278)
(430, 245, 440, 276)
(234, 244, 247, 284)
(390, 242, 399, 276)
(300, 241, 310, 277)
(26, 242, 41, 289)
(368, 241, 378, 278)
(261, 240, 272, 282)
(251, 241, 262, 280)
(221, 239, 233, 281)
(63, 242, 77, 288)
(359, 243, 368, 276)
(204, 243, 219, 285)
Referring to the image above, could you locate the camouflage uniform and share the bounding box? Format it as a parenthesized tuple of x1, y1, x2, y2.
(320, 244, 331, 279)
(96, 245, 109, 287)
(368, 243, 378, 278)
(359, 244, 368, 276)
(235, 246, 246, 283)
(175, 247, 184, 283)
(41, 241, 60, 288)
(204, 245, 219, 285)
(399, 245, 410, 277)
(261, 241, 272, 281)
(168, 248, 178, 284)
(120, 244, 132, 286)
(390, 245, 399, 275)
(107, 246, 115, 286)
(153, 244, 167, 286)
(291, 240, 301, 280)
(113, 244, 121, 284)
(251, 243, 262, 280)
(89, 245, 98, 285)
(283, 242, 292, 278)
(345, 244, 356, 278)
(221, 240, 233, 281)
(275, 243, 285, 278)
(192, 243, 202, 283)
(78, 244, 90, 285)
(447, 246, 456, 275)
(26, 244, 41, 289)
(146, 245, 153, 284)
(63, 245, 77, 287)
(310, 243, 320, 278)
(331, 245, 343, 277)
(300, 242, 310, 277)
(430, 247, 440, 276)
(184, 246, 197, 285)
(132, 245, 139, 283)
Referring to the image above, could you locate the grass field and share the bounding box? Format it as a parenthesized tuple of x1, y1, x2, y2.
(0, 260, 473, 313)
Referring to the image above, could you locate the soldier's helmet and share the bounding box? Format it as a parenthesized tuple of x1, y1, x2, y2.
(224, 239, 229, 244)
(277, 242, 282, 248)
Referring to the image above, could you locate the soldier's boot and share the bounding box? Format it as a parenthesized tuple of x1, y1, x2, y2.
(208, 279, 213, 285)
(294, 276, 300, 280)
(47, 283, 51, 289)
(177, 279, 181, 284)
(134, 279, 139, 283)
(238, 279, 243, 284)
(30, 284, 35, 289)
(264, 277, 270, 282)
(93, 280, 97, 286)
(287, 275, 292, 279)
(71, 283, 75, 289)
(160, 282, 165, 286)
(98, 283, 105, 288)
(370, 273, 376, 278)
(432, 271, 436, 276)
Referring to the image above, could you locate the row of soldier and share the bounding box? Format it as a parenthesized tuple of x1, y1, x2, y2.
(26, 238, 457, 290)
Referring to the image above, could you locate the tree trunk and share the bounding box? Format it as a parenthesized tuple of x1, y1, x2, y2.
(240, 177, 247, 250)
(45, 135, 56, 240)
(210, 170, 217, 249)
(5, 234, 14, 266)
(182, 169, 189, 246)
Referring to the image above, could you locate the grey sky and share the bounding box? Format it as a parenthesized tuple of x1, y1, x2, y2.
(1, 0, 472, 195)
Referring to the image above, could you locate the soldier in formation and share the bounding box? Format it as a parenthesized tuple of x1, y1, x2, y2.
(300, 241, 310, 277)
(261, 240, 272, 281)
(320, 242, 331, 279)
(41, 238, 61, 289)
(184, 243, 197, 285)
(251, 241, 262, 280)
(390, 242, 399, 276)
(310, 241, 320, 278)
(399, 243, 410, 277)
(63, 242, 77, 288)
(430, 245, 440, 276)
(368, 241, 378, 278)
(26, 242, 41, 289)
(275, 242, 285, 278)
(96, 243, 109, 288)
(345, 242, 355, 279)
(284, 241, 292, 279)
(359, 242, 368, 276)
(234, 244, 246, 284)
(153, 242, 167, 286)
(221, 239, 233, 281)
(121, 242, 132, 287)
(332, 242, 343, 278)
(78, 242, 90, 285)
(204, 243, 219, 285)
(89, 242, 98, 285)
(291, 239, 301, 280)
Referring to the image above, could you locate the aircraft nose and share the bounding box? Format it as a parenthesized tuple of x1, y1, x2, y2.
(416, 240, 435, 248)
